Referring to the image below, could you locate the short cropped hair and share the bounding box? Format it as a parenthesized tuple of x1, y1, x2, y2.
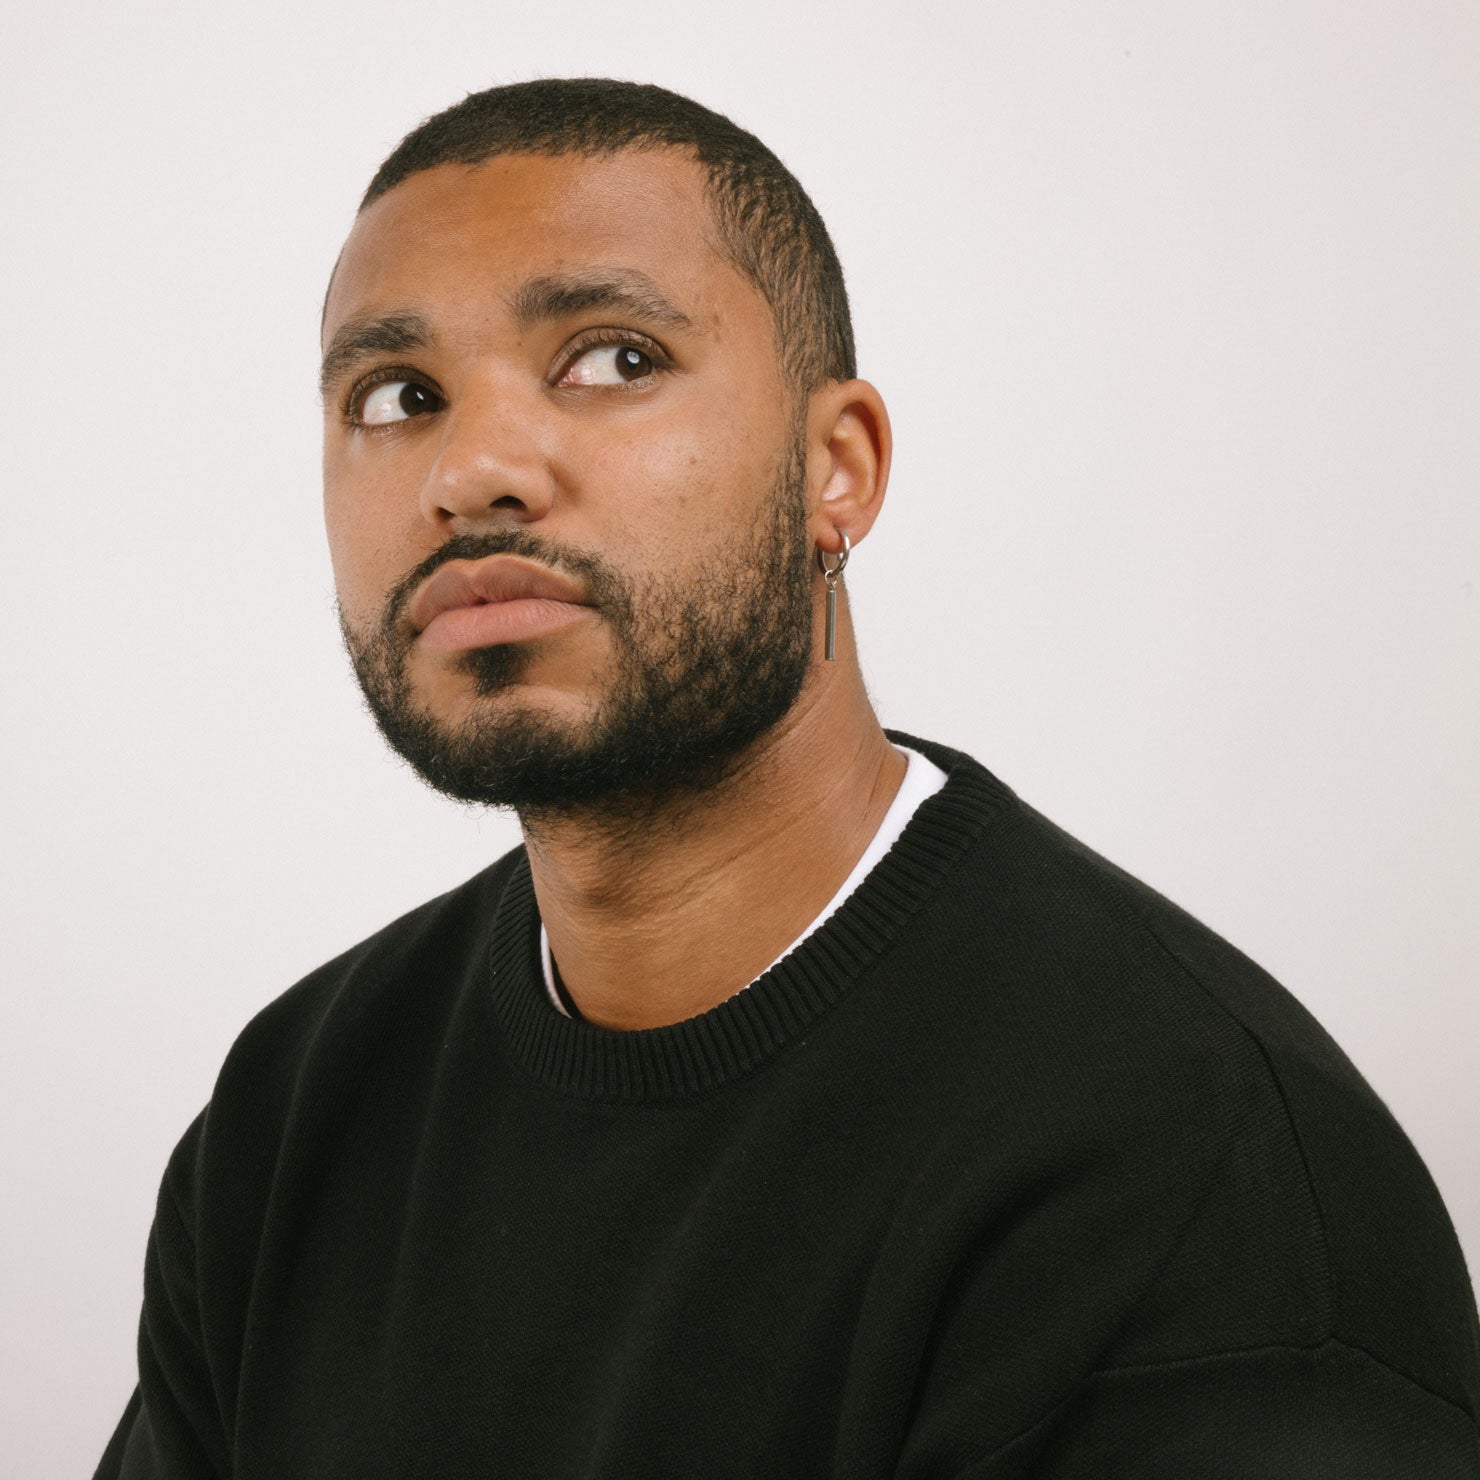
(361, 78, 856, 397)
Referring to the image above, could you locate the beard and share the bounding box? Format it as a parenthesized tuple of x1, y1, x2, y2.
(338, 425, 815, 827)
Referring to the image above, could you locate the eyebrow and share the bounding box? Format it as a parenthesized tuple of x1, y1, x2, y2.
(319, 310, 433, 402)
(507, 269, 697, 336)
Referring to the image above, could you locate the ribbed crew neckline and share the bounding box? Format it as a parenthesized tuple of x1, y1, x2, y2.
(486, 730, 1013, 1102)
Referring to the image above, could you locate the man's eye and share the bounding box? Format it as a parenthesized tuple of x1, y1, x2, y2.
(357, 381, 442, 425)
(559, 344, 655, 387)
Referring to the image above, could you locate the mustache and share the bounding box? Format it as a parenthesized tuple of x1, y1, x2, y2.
(382, 528, 626, 636)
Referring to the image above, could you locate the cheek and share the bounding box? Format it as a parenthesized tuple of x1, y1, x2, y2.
(323, 484, 400, 630)
(321, 480, 368, 601)
(579, 412, 767, 560)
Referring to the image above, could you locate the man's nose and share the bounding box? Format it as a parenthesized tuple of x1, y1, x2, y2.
(418, 389, 557, 529)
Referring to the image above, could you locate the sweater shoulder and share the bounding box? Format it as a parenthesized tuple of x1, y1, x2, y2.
(206, 846, 523, 1135)
(153, 846, 526, 1416)
(989, 797, 1480, 1418)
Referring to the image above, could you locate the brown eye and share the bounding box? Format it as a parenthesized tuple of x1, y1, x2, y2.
(359, 380, 442, 424)
(614, 347, 652, 379)
(559, 344, 656, 386)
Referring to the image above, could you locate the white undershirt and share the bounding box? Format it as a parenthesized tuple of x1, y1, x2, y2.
(541, 742, 950, 1017)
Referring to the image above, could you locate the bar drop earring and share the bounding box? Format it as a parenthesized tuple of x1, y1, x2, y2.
(816, 533, 850, 661)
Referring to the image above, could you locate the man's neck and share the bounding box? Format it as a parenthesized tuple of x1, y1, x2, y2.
(520, 661, 905, 1031)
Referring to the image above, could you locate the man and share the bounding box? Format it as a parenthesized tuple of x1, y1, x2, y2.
(99, 78, 1480, 1477)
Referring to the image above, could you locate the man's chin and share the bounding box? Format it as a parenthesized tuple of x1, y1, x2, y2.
(376, 699, 771, 819)
(411, 660, 600, 734)
(416, 629, 611, 708)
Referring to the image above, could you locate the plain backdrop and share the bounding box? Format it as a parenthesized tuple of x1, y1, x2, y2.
(2, 1, 1476, 1471)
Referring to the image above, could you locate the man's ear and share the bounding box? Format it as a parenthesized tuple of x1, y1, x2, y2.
(805, 379, 892, 555)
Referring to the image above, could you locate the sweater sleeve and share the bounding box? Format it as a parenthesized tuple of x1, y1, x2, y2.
(886, 1004, 1480, 1480)
(944, 1339, 1480, 1478)
(95, 1110, 230, 1480)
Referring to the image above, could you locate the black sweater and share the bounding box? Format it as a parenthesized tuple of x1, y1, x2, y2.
(98, 732, 1480, 1477)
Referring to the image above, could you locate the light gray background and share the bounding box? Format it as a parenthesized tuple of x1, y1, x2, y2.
(3, 1, 1476, 1471)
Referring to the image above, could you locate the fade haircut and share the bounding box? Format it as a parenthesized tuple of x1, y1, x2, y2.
(361, 78, 856, 398)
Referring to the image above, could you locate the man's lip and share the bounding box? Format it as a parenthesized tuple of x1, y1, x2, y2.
(418, 598, 596, 654)
(408, 555, 594, 635)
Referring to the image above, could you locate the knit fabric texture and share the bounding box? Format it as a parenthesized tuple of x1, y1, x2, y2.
(97, 731, 1480, 1477)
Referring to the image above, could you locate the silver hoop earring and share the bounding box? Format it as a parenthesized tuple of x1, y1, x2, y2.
(816, 534, 850, 660)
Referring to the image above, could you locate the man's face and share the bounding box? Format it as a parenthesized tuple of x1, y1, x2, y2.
(320, 149, 818, 820)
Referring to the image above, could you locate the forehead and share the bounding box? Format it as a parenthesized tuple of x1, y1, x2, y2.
(324, 148, 754, 344)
